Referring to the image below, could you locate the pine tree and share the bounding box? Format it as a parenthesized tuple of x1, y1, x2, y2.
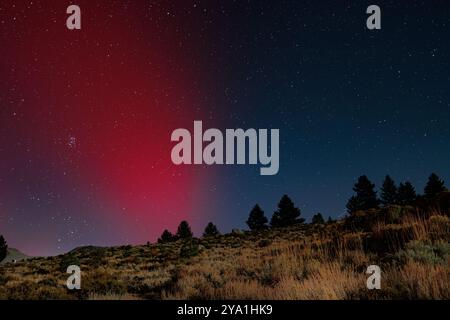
(157, 229, 175, 243)
(346, 196, 361, 214)
(176, 220, 193, 239)
(380, 175, 398, 206)
(327, 216, 335, 224)
(397, 182, 417, 205)
(246, 204, 268, 230)
(311, 213, 325, 224)
(203, 222, 220, 237)
(0, 235, 7, 262)
(270, 195, 305, 228)
(346, 175, 379, 214)
(424, 173, 446, 198)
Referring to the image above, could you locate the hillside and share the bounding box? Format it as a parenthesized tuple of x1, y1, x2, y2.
(0, 248, 31, 265)
(0, 204, 448, 300)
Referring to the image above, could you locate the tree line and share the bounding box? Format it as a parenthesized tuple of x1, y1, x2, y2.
(346, 172, 446, 213)
(0, 173, 446, 257)
(157, 172, 447, 243)
(157, 193, 334, 243)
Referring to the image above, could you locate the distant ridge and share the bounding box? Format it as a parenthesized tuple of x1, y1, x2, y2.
(68, 245, 108, 255)
(0, 248, 31, 264)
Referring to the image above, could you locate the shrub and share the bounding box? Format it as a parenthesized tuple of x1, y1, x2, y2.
(311, 213, 325, 225)
(36, 267, 51, 275)
(258, 239, 272, 248)
(0, 273, 11, 286)
(82, 268, 126, 297)
(344, 209, 381, 231)
(203, 222, 220, 237)
(382, 205, 414, 224)
(38, 277, 58, 287)
(368, 223, 415, 253)
(398, 241, 450, 266)
(180, 241, 200, 258)
(86, 248, 108, 268)
(6, 281, 72, 300)
(428, 215, 450, 240)
(59, 254, 81, 273)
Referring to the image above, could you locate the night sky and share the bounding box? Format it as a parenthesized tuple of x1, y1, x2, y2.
(1, 1, 449, 256)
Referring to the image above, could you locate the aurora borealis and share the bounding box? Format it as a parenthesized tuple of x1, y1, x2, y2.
(1, 1, 449, 256)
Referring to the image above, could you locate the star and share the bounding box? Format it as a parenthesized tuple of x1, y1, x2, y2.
(67, 136, 77, 148)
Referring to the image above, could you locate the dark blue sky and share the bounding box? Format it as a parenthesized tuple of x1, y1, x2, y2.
(191, 0, 450, 231)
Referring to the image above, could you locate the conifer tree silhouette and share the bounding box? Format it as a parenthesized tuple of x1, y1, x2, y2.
(380, 175, 398, 206)
(312, 213, 325, 224)
(397, 182, 417, 205)
(176, 221, 193, 239)
(346, 175, 379, 213)
(424, 173, 446, 198)
(203, 222, 220, 237)
(246, 204, 268, 230)
(157, 229, 175, 243)
(271, 195, 304, 227)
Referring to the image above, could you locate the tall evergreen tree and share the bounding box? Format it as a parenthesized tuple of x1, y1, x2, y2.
(346, 175, 379, 214)
(203, 222, 220, 237)
(311, 213, 325, 225)
(270, 195, 305, 227)
(176, 220, 193, 239)
(380, 175, 398, 206)
(397, 182, 417, 205)
(0, 235, 7, 262)
(246, 204, 268, 230)
(424, 173, 446, 198)
(157, 229, 175, 243)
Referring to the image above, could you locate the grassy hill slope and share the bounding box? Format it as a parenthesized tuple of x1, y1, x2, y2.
(0, 248, 31, 265)
(0, 206, 448, 300)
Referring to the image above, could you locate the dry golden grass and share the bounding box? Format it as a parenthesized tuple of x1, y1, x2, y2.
(385, 262, 450, 299)
(1, 210, 449, 300)
(88, 293, 142, 300)
(161, 213, 449, 300)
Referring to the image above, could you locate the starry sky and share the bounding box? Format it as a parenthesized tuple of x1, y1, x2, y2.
(0, 1, 449, 256)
